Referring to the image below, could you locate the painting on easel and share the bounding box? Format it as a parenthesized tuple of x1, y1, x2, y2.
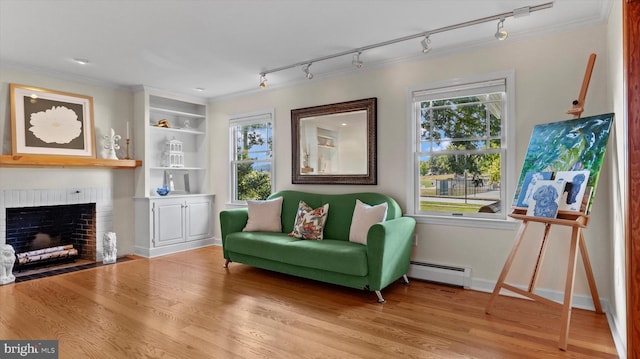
(513, 113, 614, 213)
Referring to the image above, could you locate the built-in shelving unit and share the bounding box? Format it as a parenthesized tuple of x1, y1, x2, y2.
(133, 88, 209, 197)
(132, 87, 214, 258)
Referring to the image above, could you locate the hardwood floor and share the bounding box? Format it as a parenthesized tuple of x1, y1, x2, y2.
(0, 246, 617, 358)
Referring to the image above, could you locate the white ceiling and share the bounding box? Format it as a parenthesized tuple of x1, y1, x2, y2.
(0, 0, 610, 99)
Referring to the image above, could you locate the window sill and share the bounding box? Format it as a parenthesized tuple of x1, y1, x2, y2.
(406, 213, 520, 230)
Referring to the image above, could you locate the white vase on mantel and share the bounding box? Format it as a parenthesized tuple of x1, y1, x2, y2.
(103, 128, 121, 160)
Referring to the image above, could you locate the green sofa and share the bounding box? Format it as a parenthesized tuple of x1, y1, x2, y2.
(219, 190, 416, 302)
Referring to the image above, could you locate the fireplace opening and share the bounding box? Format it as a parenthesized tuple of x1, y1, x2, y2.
(6, 203, 96, 275)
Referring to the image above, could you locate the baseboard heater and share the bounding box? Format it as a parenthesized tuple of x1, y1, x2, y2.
(408, 261, 471, 289)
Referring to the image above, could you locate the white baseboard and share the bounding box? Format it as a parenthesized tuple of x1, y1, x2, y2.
(605, 309, 626, 358)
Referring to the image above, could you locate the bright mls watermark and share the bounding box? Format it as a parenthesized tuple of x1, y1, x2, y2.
(1, 340, 58, 358)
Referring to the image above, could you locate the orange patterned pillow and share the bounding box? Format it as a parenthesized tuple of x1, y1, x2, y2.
(289, 201, 329, 240)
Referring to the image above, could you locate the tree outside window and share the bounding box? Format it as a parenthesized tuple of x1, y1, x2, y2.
(230, 114, 274, 202)
(413, 79, 507, 218)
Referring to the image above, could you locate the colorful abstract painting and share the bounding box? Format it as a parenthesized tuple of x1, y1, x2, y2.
(513, 113, 614, 213)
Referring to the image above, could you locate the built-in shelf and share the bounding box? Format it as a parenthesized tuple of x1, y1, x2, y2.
(0, 155, 142, 169)
(149, 106, 206, 119)
(149, 126, 205, 136)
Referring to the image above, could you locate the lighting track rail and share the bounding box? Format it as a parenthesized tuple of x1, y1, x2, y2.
(258, 2, 553, 88)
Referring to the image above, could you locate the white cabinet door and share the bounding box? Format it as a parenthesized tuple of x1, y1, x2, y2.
(185, 197, 213, 242)
(136, 195, 215, 258)
(153, 199, 186, 247)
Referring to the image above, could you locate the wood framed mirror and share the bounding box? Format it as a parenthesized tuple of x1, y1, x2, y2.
(291, 97, 377, 184)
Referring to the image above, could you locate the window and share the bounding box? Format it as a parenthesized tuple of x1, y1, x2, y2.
(229, 111, 274, 203)
(409, 72, 514, 222)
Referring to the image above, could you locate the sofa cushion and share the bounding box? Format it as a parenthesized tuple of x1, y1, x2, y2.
(289, 201, 329, 240)
(267, 191, 403, 241)
(243, 197, 283, 232)
(225, 232, 368, 277)
(349, 199, 388, 245)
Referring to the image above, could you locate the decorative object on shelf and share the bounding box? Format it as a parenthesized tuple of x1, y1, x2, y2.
(154, 119, 170, 128)
(9, 83, 96, 158)
(124, 121, 131, 160)
(163, 170, 175, 191)
(103, 128, 121, 160)
(161, 137, 184, 168)
(183, 118, 191, 129)
(102, 232, 117, 264)
(0, 244, 16, 285)
(301, 146, 313, 173)
(156, 186, 170, 196)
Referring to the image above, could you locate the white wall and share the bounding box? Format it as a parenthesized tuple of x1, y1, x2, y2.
(0, 68, 137, 256)
(209, 24, 615, 302)
(605, 0, 627, 355)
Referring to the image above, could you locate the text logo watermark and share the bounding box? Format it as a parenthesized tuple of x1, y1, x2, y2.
(1, 340, 58, 358)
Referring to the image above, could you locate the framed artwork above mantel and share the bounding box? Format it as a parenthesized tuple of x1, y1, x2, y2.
(10, 84, 96, 158)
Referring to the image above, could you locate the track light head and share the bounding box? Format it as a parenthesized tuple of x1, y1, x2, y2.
(303, 63, 314, 79)
(495, 18, 508, 41)
(352, 52, 363, 68)
(420, 35, 432, 54)
(259, 74, 267, 89)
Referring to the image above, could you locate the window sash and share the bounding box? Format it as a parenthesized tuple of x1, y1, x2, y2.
(229, 111, 274, 203)
(412, 77, 507, 220)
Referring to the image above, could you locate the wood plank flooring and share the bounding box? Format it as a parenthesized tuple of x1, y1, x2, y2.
(0, 246, 618, 358)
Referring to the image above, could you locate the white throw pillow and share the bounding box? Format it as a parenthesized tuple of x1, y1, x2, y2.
(349, 199, 388, 245)
(243, 197, 283, 232)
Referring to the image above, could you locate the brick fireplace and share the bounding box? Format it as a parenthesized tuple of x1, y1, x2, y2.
(1, 188, 114, 267)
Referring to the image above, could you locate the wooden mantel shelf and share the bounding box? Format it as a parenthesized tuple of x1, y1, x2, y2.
(0, 155, 142, 169)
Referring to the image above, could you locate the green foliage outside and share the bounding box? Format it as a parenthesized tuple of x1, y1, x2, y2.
(235, 123, 273, 201)
(420, 95, 502, 191)
(237, 165, 271, 200)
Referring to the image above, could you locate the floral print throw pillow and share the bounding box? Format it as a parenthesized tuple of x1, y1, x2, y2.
(289, 201, 329, 240)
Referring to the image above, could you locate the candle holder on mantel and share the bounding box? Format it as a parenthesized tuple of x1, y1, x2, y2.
(124, 138, 131, 160)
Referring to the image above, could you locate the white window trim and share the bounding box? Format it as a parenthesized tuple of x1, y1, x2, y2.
(228, 109, 275, 205)
(406, 71, 518, 230)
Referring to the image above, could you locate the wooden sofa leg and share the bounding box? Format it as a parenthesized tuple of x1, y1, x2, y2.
(402, 274, 410, 284)
(223, 259, 231, 268)
(375, 291, 385, 303)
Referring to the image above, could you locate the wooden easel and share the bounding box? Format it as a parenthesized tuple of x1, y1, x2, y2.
(484, 207, 603, 350)
(566, 53, 596, 118)
(485, 54, 603, 351)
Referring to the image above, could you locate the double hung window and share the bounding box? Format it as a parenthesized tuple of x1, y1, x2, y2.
(229, 111, 274, 203)
(410, 73, 513, 221)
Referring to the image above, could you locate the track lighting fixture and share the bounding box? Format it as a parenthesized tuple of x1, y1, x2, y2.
(72, 58, 90, 65)
(259, 73, 267, 89)
(420, 35, 432, 54)
(257, 2, 550, 88)
(494, 17, 508, 41)
(352, 52, 363, 68)
(303, 63, 314, 79)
